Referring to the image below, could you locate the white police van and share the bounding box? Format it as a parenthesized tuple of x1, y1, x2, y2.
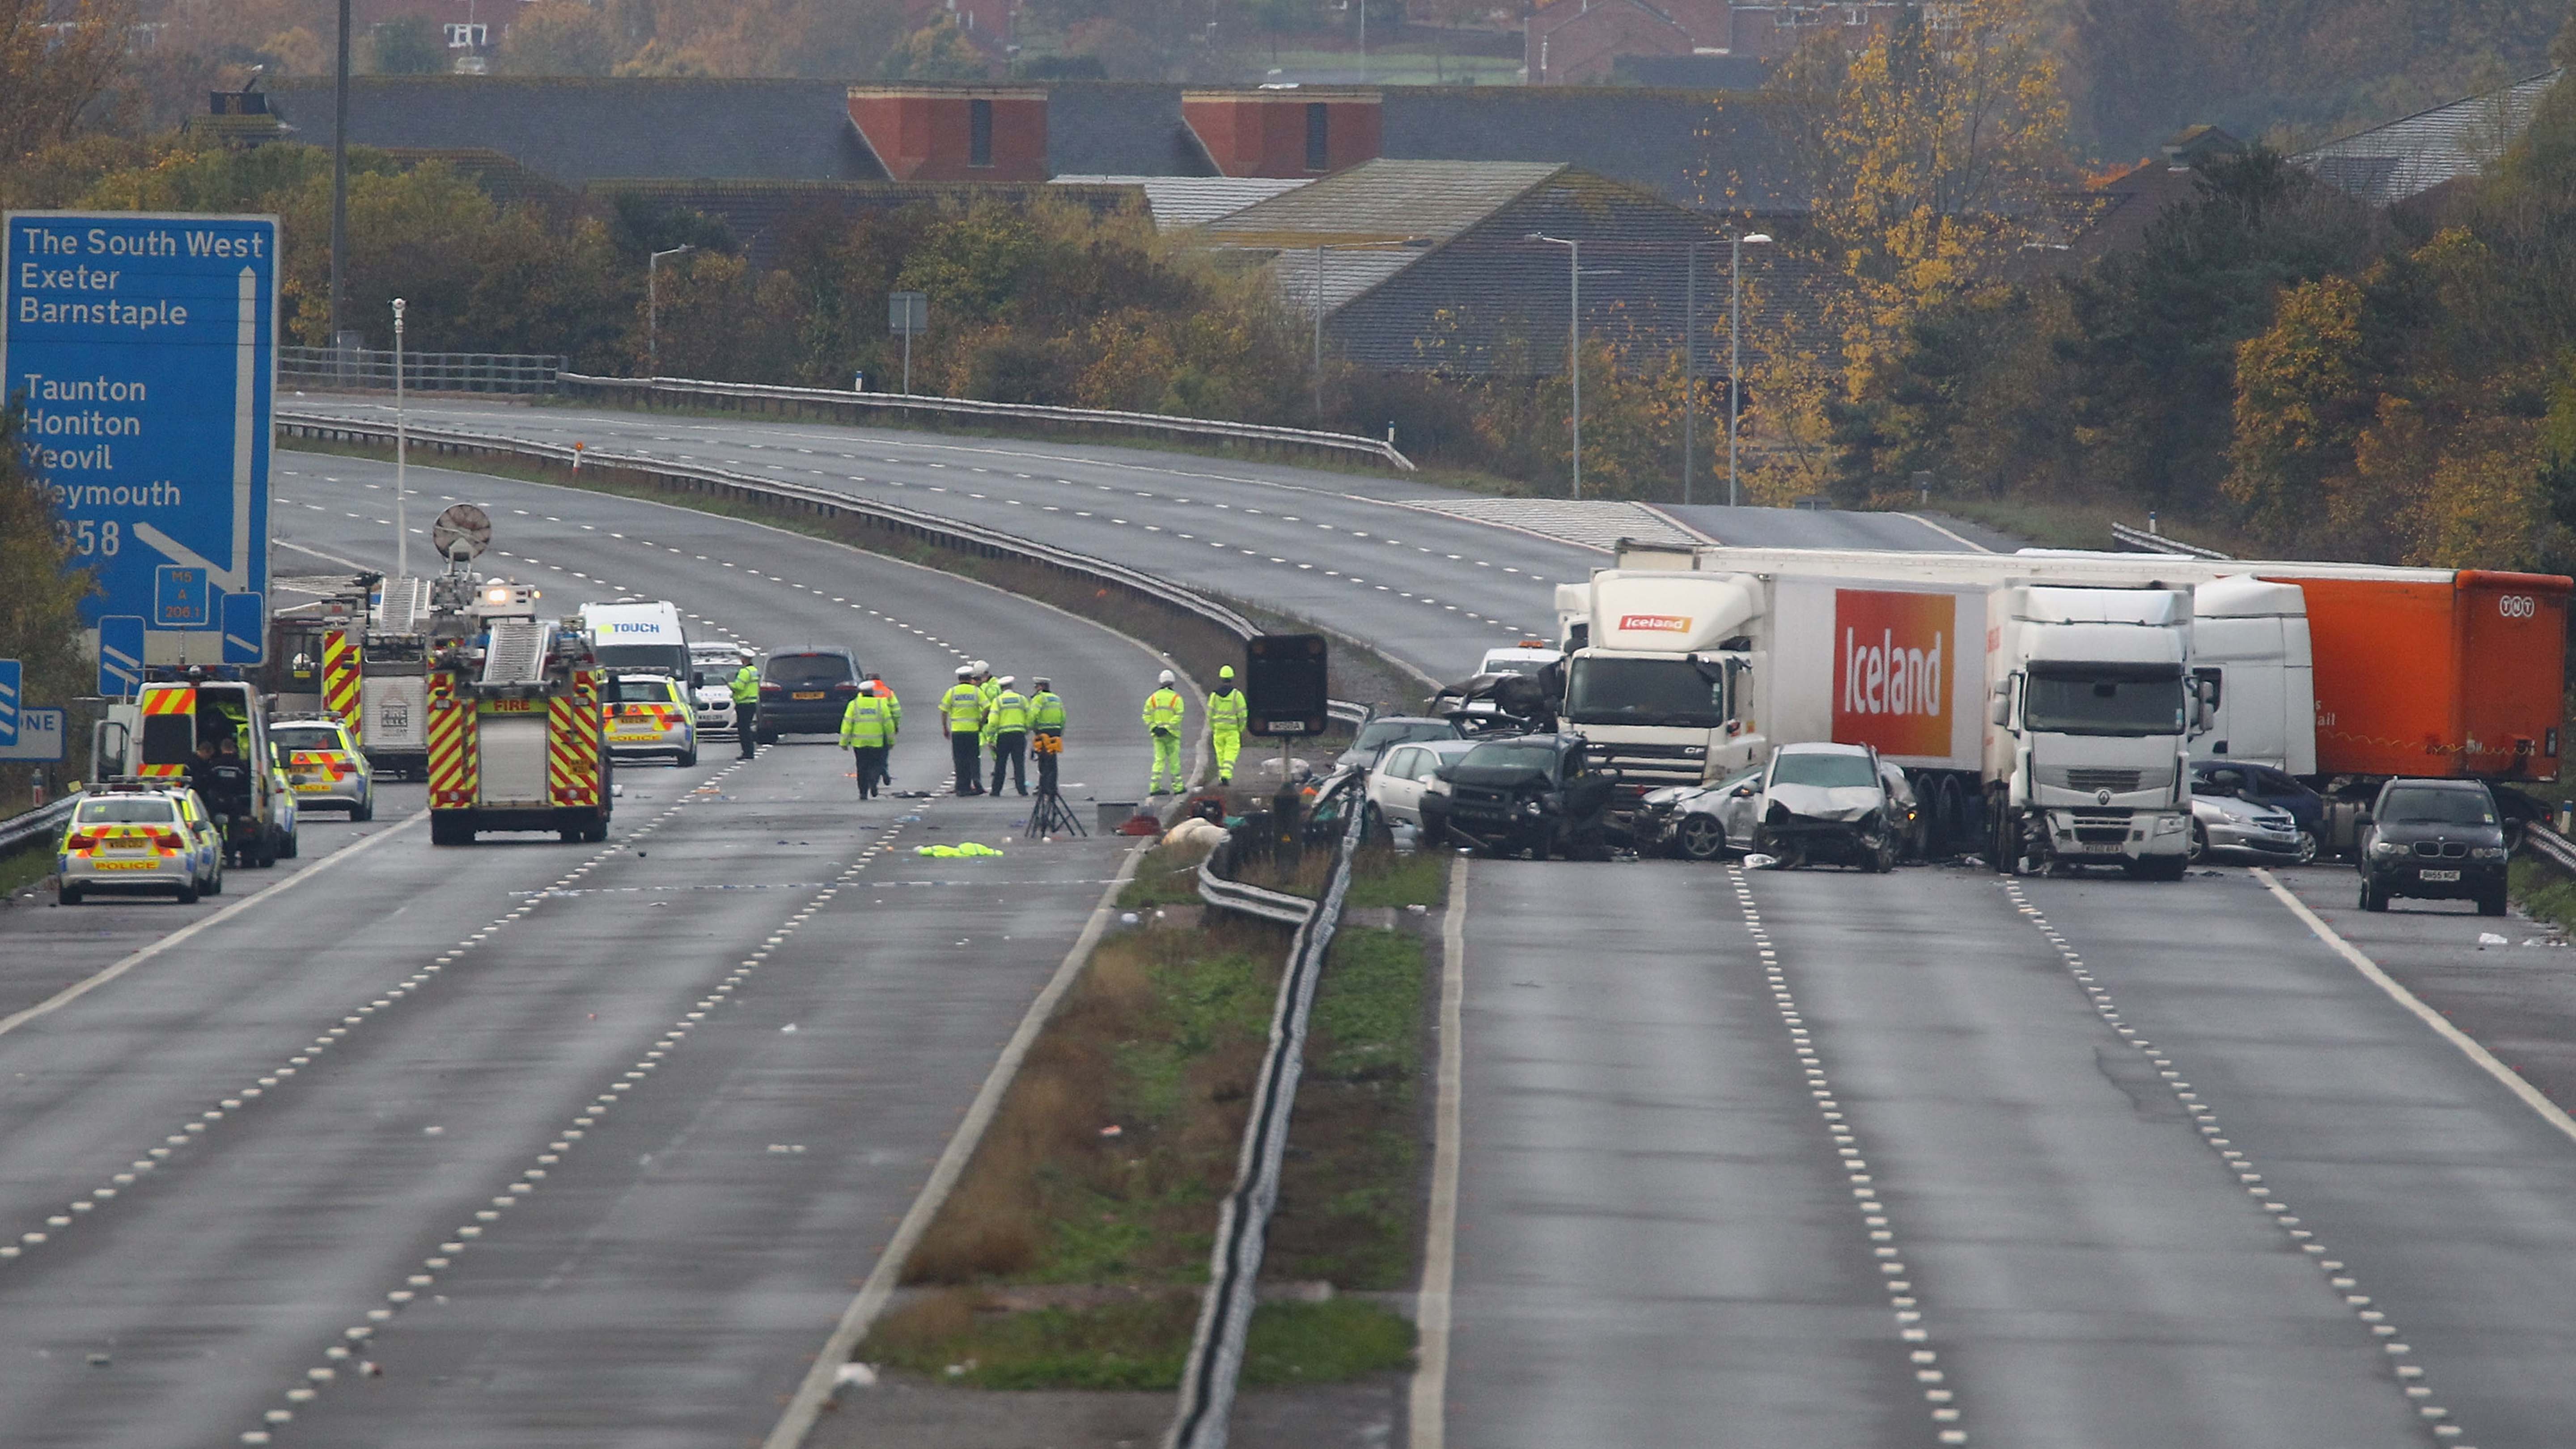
(580, 599, 692, 684)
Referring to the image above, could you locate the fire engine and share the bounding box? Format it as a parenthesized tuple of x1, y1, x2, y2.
(417, 505, 614, 846)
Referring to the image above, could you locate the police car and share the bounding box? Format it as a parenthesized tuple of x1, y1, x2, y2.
(58, 782, 224, 905)
(602, 674, 700, 765)
(270, 714, 376, 819)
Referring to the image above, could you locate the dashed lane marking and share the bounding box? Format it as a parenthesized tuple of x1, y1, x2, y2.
(1733, 864, 1967, 1445)
(2005, 875, 2471, 1445)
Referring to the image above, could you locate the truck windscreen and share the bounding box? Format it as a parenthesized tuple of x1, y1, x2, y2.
(596, 644, 690, 678)
(2025, 670, 2184, 736)
(1564, 657, 1724, 728)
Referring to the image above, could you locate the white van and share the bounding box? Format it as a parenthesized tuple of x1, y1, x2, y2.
(581, 599, 692, 683)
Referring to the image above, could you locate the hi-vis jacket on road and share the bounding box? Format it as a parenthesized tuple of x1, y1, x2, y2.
(943, 680, 985, 733)
(1143, 686, 1185, 733)
(1030, 690, 1067, 731)
(728, 664, 760, 704)
(839, 692, 894, 747)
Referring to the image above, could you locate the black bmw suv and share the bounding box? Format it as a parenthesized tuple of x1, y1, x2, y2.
(756, 646, 861, 742)
(2358, 778, 2509, 915)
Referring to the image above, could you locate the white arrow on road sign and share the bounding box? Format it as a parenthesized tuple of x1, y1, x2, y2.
(133, 265, 260, 593)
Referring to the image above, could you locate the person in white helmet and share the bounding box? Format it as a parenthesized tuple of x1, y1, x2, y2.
(1142, 668, 1186, 795)
(942, 663, 987, 795)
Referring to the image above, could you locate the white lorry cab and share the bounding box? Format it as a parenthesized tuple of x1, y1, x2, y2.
(581, 599, 693, 684)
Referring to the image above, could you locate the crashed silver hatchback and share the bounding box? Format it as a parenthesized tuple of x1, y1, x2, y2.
(1756, 741, 1899, 872)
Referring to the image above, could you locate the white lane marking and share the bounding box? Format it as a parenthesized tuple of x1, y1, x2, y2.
(758, 840, 1152, 1449)
(1410, 857, 1468, 1449)
(1900, 513, 1994, 553)
(0, 813, 428, 1042)
(2255, 867, 2576, 1147)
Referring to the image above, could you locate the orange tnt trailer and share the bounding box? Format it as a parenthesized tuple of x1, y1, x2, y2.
(2278, 570, 2568, 783)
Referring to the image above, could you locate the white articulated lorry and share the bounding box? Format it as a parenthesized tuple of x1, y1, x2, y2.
(1557, 561, 2203, 877)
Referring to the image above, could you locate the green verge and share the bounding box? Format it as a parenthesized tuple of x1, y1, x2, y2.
(0, 840, 55, 899)
(864, 1293, 1414, 1391)
(863, 907, 1433, 1387)
(2510, 855, 2576, 932)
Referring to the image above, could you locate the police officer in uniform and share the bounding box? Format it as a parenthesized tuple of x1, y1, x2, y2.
(729, 654, 763, 758)
(839, 685, 894, 797)
(985, 675, 1031, 796)
(942, 664, 987, 795)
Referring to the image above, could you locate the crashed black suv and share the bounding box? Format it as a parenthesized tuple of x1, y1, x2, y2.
(1420, 733, 1614, 860)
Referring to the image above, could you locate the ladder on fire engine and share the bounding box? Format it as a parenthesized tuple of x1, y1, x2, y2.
(479, 620, 555, 688)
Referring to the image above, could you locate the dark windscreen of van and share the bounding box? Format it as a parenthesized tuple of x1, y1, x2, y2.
(596, 644, 691, 677)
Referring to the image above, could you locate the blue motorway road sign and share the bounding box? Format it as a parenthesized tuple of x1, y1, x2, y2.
(154, 563, 209, 627)
(0, 658, 18, 746)
(221, 590, 265, 663)
(97, 615, 144, 698)
(0, 708, 64, 763)
(3, 212, 277, 648)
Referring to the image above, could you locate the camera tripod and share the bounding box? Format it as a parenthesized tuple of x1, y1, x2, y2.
(1026, 782, 1086, 839)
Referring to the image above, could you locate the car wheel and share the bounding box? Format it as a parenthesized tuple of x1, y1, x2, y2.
(205, 860, 224, 896)
(2480, 888, 2508, 917)
(1675, 813, 1729, 861)
(2186, 822, 2208, 864)
(59, 885, 82, 906)
(2293, 829, 2319, 865)
(352, 795, 373, 823)
(2361, 879, 2388, 912)
(175, 879, 198, 905)
(280, 827, 299, 859)
(679, 745, 699, 768)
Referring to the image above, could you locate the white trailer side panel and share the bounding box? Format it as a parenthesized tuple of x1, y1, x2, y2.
(1762, 578, 1987, 772)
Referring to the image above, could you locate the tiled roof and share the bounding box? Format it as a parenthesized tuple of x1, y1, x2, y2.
(1043, 82, 1220, 177)
(266, 76, 879, 186)
(1379, 87, 1805, 212)
(586, 179, 1142, 267)
(1049, 175, 1309, 229)
(2295, 70, 2562, 208)
(1208, 160, 1566, 314)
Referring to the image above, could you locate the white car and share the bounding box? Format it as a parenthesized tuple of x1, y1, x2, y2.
(689, 642, 749, 735)
(1364, 738, 1480, 834)
(1642, 764, 1764, 860)
(2188, 788, 2302, 863)
(1754, 741, 1900, 872)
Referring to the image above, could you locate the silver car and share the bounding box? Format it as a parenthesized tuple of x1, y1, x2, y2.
(1364, 738, 1480, 837)
(2188, 788, 2302, 863)
(1643, 765, 1764, 860)
(270, 716, 375, 819)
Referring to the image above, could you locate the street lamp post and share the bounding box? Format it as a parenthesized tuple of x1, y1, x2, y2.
(647, 244, 694, 376)
(392, 297, 408, 578)
(1726, 232, 1771, 509)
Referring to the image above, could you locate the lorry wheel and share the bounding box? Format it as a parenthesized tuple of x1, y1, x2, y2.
(1988, 801, 2018, 875)
(582, 817, 610, 843)
(1675, 814, 1729, 861)
(430, 814, 473, 847)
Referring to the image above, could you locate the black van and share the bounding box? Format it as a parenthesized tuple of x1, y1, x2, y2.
(757, 647, 862, 741)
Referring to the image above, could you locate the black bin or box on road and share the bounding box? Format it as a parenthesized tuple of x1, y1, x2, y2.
(1246, 634, 1328, 737)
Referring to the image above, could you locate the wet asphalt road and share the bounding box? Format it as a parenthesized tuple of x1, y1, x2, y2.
(0, 451, 1161, 1447)
(1452, 854, 2576, 1448)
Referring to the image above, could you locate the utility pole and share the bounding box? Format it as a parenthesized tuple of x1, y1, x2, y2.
(1313, 243, 1325, 426)
(329, 0, 351, 363)
(647, 245, 693, 376)
(1727, 232, 1771, 509)
(393, 297, 408, 579)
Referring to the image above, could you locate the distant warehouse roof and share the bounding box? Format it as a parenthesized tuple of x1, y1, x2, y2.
(1049, 175, 1310, 230)
(1204, 159, 1799, 377)
(2295, 69, 2563, 208)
